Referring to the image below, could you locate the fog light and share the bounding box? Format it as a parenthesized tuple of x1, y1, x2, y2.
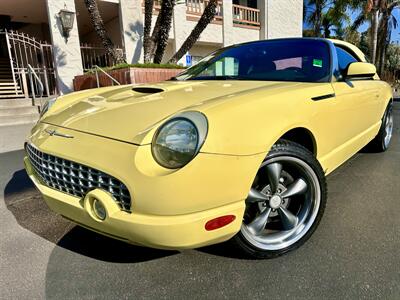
(93, 199, 106, 220)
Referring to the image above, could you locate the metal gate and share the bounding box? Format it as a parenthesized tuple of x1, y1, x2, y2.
(0, 29, 58, 99)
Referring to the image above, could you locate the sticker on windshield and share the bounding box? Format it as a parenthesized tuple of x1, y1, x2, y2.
(313, 59, 323, 68)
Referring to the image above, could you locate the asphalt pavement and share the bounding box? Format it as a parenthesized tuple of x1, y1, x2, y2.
(1, 104, 399, 299)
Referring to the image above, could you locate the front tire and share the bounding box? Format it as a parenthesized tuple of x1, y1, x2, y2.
(232, 140, 327, 259)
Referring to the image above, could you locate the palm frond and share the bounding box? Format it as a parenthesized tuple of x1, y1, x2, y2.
(351, 12, 368, 30)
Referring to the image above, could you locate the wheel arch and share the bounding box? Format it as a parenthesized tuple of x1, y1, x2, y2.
(277, 127, 318, 157)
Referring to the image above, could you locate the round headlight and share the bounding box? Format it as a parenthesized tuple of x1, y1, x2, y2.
(152, 112, 208, 169)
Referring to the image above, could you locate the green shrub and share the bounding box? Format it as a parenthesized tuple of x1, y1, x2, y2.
(85, 63, 186, 74)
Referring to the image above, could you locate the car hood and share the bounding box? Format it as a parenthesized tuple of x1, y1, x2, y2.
(43, 80, 300, 145)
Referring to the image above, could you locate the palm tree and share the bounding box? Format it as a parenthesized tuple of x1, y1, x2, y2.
(143, 0, 154, 63)
(351, 0, 400, 72)
(321, 5, 350, 38)
(304, 0, 325, 36)
(351, 0, 385, 64)
(153, 0, 175, 64)
(304, 0, 349, 37)
(169, 0, 218, 63)
(369, 0, 382, 64)
(83, 0, 124, 63)
(376, 1, 400, 74)
(142, 1, 170, 63)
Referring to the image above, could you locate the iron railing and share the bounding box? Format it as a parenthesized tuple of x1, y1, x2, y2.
(0, 30, 57, 99)
(93, 65, 121, 87)
(27, 64, 44, 103)
(80, 44, 124, 71)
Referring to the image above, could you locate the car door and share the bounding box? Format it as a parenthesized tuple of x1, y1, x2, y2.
(331, 46, 381, 142)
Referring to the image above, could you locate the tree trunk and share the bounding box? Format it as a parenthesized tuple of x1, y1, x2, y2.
(169, 0, 218, 63)
(83, 0, 125, 64)
(376, 2, 397, 76)
(378, 37, 388, 76)
(370, 8, 379, 64)
(377, 15, 386, 75)
(314, 2, 323, 37)
(153, 0, 174, 64)
(143, 0, 154, 63)
(148, 10, 163, 60)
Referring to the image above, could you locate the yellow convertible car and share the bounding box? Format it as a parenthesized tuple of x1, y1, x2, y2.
(25, 38, 393, 258)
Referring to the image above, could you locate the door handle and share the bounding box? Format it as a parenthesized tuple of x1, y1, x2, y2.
(311, 93, 336, 101)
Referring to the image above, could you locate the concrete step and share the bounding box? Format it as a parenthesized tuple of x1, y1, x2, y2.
(0, 106, 39, 116)
(0, 99, 33, 107)
(0, 86, 19, 90)
(0, 113, 39, 126)
(0, 94, 26, 99)
(0, 86, 22, 91)
(0, 90, 23, 95)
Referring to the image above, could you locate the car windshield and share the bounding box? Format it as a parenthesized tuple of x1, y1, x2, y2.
(174, 39, 331, 83)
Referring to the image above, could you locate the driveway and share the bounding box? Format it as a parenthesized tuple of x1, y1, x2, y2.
(1, 103, 399, 299)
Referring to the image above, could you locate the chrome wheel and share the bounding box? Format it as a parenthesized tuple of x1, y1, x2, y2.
(384, 107, 394, 148)
(241, 156, 321, 251)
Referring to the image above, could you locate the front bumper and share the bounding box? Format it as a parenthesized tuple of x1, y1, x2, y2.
(25, 123, 265, 249)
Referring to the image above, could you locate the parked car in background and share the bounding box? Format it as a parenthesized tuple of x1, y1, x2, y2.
(25, 38, 393, 258)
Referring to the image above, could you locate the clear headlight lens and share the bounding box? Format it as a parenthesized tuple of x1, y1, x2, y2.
(40, 97, 57, 118)
(152, 112, 208, 169)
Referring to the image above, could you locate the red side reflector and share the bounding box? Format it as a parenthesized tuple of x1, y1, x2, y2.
(205, 215, 236, 231)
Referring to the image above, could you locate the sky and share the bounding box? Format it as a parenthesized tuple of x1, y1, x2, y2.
(389, 8, 400, 43)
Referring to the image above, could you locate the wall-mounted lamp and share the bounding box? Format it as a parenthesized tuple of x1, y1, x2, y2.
(58, 5, 75, 41)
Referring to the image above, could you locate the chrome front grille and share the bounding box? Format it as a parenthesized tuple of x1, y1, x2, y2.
(26, 143, 131, 211)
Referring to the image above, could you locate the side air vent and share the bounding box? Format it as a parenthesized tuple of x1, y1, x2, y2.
(132, 87, 164, 94)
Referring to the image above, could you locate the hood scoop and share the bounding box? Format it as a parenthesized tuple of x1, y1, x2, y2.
(132, 87, 164, 94)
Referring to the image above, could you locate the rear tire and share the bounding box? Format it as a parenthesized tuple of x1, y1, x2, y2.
(367, 102, 394, 152)
(231, 139, 327, 259)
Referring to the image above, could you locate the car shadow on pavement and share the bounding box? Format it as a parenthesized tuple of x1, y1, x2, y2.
(4, 169, 178, 263)
(197, 242, 251, 260)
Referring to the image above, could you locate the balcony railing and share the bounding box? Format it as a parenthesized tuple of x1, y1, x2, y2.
(141, 0, 260, 29)
(142, 0, 161, 14)
(186, 0, 223, 23)
(232, 4, 260, 28)
(80, 44, 124, 71)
